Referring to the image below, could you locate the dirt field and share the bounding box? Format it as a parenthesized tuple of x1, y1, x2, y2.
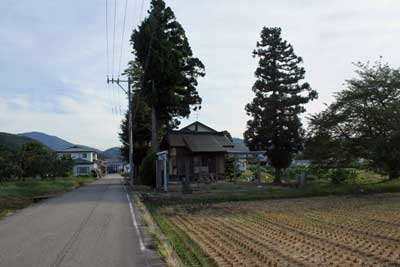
(162, 193, 400, 267)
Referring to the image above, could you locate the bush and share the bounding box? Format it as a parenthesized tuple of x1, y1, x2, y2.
(225, 157, 235, 182)
(308, 165, 330, 180)
(0, 147, 22, 181)
(139, 152, 157, 187)
(77, 172, 95, 178)
(329, 168, 357, 184)
(0, 142, 74, 180)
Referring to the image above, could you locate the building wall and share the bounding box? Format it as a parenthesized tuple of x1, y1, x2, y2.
(58, 152, 96, 162)
(168, 148, 226, 179)
(73, 163, 97, 176)
(215, 154, 225, 174)
(186, 124, 213, 132)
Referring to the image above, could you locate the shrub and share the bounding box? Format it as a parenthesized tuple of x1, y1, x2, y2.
(0, 147, 22, 181)
(139, 152, 157, 187)
(329, 168, 357, 184)
(225, 157, 235, 182)
(308, 165, 331, 180)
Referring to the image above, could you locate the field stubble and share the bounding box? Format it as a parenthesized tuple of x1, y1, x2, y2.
(163, 194, 400, 267)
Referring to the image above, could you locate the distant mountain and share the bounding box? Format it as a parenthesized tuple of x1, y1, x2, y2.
(18, 132, 121, 160)
(0, 132, 41, 151)
(18, 132, 73, 151)
(103, 147, 122, 160)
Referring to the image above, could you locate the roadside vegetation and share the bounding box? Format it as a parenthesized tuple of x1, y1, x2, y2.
(0, 176, 95, 219)
(0, 142, 73, 181)
(144, 169, 400, 206)
(0, 140, 93, 219)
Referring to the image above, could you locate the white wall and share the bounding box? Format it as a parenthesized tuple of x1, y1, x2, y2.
(59, 152, 97, 162)
(73, 163, 97, 176)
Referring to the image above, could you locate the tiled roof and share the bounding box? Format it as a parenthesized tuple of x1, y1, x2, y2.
(58, 145, 97, 153)
(167, 133, 234, 152)
(228, 142, 250, 153)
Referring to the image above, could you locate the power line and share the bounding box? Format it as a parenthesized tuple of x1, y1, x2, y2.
(106, 0, 116, 117)
(139, 0, 146, 23)
(132, 0, 138, 29)
(105, 0, 110, 77)
(118, 0, 129, 77)
(112, 0, 117, 77)
(111, 0, 118, 117)
(105, 0, 155, 184)
(132, 12, 157, 129)
(116, 0, 130, 116)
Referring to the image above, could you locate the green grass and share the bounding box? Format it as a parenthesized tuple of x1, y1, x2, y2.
(0, 177, 95, 218)
(145, 178, 400, 208)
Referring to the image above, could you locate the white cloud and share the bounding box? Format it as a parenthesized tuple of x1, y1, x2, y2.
(2, 0, 400, 147)
(0, 85, 125, 150)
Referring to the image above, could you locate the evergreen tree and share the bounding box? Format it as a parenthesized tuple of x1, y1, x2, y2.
(244, 27, 317, 183)
(119, 92, 152, 178)
(130, 0, 205, 152)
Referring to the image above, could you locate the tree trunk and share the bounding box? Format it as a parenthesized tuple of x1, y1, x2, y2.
(151, 106, 159, 153)
(274, 168, 282, 184)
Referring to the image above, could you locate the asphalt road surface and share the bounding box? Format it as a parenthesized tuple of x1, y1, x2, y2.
(0, 174, 164, 267)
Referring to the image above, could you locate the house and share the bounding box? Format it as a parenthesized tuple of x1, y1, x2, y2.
(57, 146, 99, 176)
(104, 159, 125, 174)
(163, 121, 234, 181)
(291, 160, 312, 167)
(227, 138, 250, 172)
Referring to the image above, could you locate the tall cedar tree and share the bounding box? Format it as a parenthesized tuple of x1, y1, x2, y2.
(244, 27, 317, 183)
(119, 93, 151, 177)
(119, 59, 152, 177)
(130, 0, 205, 152)
(307, 60, 400, 179)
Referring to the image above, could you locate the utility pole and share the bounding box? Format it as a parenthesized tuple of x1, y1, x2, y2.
(107, 76, 134, 186)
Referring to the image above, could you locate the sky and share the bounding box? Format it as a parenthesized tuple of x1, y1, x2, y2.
(1, 0, 400, 150)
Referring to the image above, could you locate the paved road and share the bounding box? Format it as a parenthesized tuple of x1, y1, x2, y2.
(0, 175, 163, 267)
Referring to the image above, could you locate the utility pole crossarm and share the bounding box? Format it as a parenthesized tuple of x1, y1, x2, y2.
(107, 76, 134, 187)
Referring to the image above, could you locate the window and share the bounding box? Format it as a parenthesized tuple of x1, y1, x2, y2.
(81, 153, 87, 158)
(77, 167, 90, 174)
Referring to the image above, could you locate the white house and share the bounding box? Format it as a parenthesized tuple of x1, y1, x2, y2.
(57, 146, 99, 176)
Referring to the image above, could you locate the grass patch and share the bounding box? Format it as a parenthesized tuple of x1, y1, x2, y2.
(145, 173, 400, 207)
(0, 177, 95, 219)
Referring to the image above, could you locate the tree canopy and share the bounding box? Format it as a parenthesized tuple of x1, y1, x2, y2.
(0, 142, 73, 180)
(119, 93, 151, 169)
(244, 27, 317, 183)
(307, 60, 400, 179)
(130, 0, 205, 132)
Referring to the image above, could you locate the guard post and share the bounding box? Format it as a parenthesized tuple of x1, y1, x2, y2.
(156, 151, 169, 192)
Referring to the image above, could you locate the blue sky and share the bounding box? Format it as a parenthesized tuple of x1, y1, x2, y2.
(1, 0, 400, 150)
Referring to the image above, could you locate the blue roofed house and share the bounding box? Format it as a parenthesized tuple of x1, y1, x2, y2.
(57, 146, 99, 176)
